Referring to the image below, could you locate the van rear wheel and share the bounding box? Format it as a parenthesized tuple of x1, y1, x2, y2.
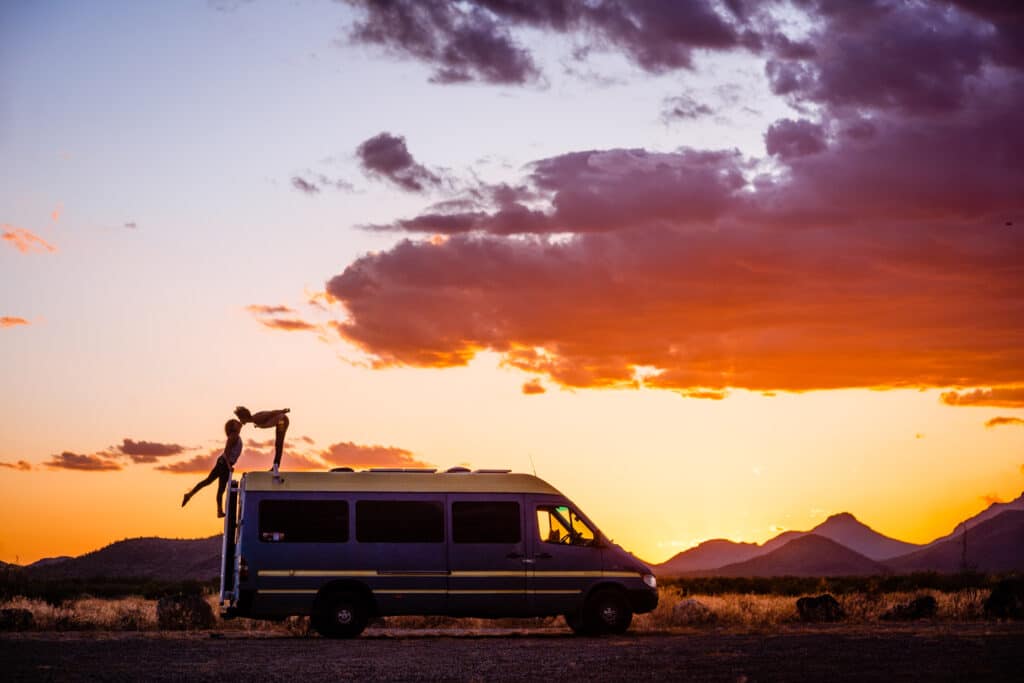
(312, 590, 368, 638)
(579, 588, 632, 635)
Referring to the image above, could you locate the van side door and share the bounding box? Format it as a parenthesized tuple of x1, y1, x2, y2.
(525, 496, 604, 616)
(446, 494, 528, 617)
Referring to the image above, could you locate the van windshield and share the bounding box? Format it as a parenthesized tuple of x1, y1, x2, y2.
(536, 505, 597, 547)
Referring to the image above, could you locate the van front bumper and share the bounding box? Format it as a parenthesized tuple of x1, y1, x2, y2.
(628, 587, 659, 614)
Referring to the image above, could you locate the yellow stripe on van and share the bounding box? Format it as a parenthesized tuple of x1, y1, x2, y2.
(259, 570, 379, 578)
(260, 569, 642, 579)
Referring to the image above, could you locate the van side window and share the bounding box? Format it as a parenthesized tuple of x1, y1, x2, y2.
(452, 501, 521, 543)
(259, 500, 348, 543)
(356, 500, 444, 543)
(536, 505, 596, 547)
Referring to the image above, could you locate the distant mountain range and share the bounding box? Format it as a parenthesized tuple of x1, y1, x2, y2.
(4, 493, 1023, 581)
(657, 492, 1024, 577)
(13, 536, 221, 582)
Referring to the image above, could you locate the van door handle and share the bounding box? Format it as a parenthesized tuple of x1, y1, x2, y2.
(506, 552, 525, 559)
(534, 552, 552, 560)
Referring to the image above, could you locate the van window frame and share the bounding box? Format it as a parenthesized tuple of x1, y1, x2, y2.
(355, 499, 446, 543)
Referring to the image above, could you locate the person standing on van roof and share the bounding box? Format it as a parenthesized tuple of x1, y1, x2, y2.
(181, 418, 243, 518)
(233, 406, 289, 476)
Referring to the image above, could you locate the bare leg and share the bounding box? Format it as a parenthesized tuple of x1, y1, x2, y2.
(183, 458, 226, 508)
(272, 415, 289, 474)
(215, 466, 230, 518)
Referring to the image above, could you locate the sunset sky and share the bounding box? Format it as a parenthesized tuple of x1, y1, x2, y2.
(2, 0, 1023, 566)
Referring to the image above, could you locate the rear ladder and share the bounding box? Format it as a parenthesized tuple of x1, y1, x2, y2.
(219, 479, 240, 610)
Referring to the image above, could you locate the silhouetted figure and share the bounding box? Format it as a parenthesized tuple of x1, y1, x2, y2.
(234, 406, 290, 476)
(182, 419, 243, 518)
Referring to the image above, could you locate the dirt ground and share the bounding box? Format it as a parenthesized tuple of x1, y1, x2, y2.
(4, 623, 1024, 682)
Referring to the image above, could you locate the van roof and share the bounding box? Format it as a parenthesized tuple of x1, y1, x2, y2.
(241, 470, 563, 495)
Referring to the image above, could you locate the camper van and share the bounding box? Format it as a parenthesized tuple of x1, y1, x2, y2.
(219, 469, 658, 637)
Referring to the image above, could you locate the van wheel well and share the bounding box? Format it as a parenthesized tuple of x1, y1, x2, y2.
(315, 580, 377, 616)
(573, 583, 632, 636)
(584, 581, 627, 603)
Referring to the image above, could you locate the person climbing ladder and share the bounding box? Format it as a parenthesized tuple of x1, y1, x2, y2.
(233, 406, 290, 476)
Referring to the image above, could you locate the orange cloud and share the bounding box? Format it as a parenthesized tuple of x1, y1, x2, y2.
(52, 204, 62, 223)
(1, 317, 30, 328)
(522, 378, 546, 394)
(2, 226, 56, 254)
(326, 222, 1024, 395)
(116, 439, 186, 463)
(246, 304, 318, 332)
(0, 460, 32, 471)
(985, 416, 1024, 428)
(680, 389, 728, 400)
(319, 441, 430, 469)
(45, 452, 121, 472)
(246, 304, 295, 315)
(941, 387, 1024, 408)
(257, 318, 317, 332)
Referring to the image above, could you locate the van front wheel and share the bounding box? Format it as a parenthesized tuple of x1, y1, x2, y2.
(580, 588, 632, 635)
(312, 590, 368, 638)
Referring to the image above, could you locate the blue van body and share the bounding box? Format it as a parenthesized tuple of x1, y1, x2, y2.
(220, 470, 658, 637)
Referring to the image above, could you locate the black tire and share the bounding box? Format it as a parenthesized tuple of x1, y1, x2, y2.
(312, 590, 368, 638)
(581, 588, 632, 635)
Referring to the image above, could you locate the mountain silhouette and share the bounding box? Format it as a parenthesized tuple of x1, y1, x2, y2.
(656, 539, 763, 574)
(26, 556, 73, 569)
(783, 512, 921, 560)
(657, 512, 919, 575)
(887, 510, 1024, 573)
(922, 492, 1024, 549)
(701, 535, 889, 577)
(27, 536, 221, 581)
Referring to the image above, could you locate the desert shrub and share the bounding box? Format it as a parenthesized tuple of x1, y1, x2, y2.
(157, 594, 215, 630)
(984, 579, 1024, 620)
(0, 607, 34, 631)
(796, 594, 845, 622)
(881, 595, 937, 621)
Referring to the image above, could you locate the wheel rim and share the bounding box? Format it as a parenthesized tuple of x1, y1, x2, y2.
(600, 603, 619, 625)
(335, 607, 354, 625)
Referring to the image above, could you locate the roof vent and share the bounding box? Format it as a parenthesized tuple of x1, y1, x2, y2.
(445, 466, 471, 473)
(330, 467, 354, 473)
(473, 469, 512, 474)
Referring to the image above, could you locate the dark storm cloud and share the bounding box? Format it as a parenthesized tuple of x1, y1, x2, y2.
(304, 0, 1024, 401)
(356, 133, 443, 193)
(345, 0, 750, 84)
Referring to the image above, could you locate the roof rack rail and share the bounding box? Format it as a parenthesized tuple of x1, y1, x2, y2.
(367, 467, 438, 473)
(473, 468, 512, 474)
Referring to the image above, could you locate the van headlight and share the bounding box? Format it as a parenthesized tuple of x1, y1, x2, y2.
(642, 574, 657, 588)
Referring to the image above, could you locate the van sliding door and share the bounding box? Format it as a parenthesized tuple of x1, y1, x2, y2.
(354, 495, 448, 615)
(446, 494, 528, 617)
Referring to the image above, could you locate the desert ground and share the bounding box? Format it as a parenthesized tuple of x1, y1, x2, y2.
(4, 623, 1024, 682)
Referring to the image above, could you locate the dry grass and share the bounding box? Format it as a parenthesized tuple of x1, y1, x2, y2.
(632, 587, 989, 630)
(1, 588, 990, 633)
